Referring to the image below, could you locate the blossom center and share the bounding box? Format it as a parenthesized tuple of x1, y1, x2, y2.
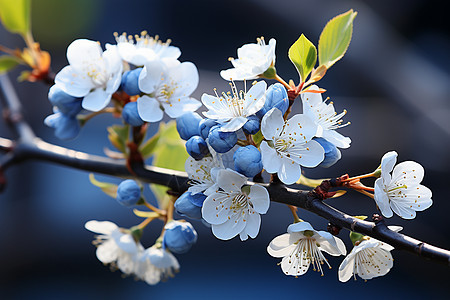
(85, 61, 109, 88)
(289, 237, 330, 276)
(314, 99, 349, 131)
(230, 193, 249, 210)
(274, 138, 293, 152)
(213, 82, 247, 117)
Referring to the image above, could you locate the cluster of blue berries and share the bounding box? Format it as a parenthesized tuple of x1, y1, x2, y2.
(175, 83, 293, 179)
(45, 85, 83, 140)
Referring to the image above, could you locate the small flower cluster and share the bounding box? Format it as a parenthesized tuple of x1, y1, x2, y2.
(45, 31, 200, 139)
(85, 179, 198, 285)
(85, 220, 183, 285)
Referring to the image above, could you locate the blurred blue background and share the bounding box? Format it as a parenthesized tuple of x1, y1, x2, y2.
(1, 0, 449, 299)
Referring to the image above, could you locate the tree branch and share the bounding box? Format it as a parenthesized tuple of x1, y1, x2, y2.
(0, 74, 448, 266)
(0, 75, 36, 143)
(0, 136, 448, 266)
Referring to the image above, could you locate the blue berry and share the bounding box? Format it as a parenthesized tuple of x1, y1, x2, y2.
(122, 101, 145, 126)
(44, 112, 80, 140)
(198, 118, 218, 140)
(314, 137, 341, 168)
(256, 83, 289, 118)
(176, 112, 202, 140)
(121, 68, 142, 96)
(242, 115, 260, 135)
(163, 220, 198, 254)
(174, 192, 206, 219)
(48, 85, 82, 117)
(208, 125, 237, 153)
(233, 145, 263, 177)
(116, 179, 141, 206)
(186, 136, 209, 160)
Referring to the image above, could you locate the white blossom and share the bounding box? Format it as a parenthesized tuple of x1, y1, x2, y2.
(301, 85, 351, 148)
(185, 151, 223, 196)
(260, 108, 324, 184)
(374, 151, 433, 219)
(137, 59, 200, 122)
(202, 168, 270, 241)
(267, 222, 346, 276)
(201, 81, 267, 132)
(338, 226, 402, 282)
(114, 31, 181, 66)
(55, 39, 123, 112)
(220, 37, 276, 81)
(85, 220, 142, 275)
(135, 246, 180, 285)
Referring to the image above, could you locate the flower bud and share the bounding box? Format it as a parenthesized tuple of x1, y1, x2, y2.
(174, 192, 206, 219)
(314, 137, 341, 168)
(48, 85, 82, 117)
(116, 179, 141, 207)
(176, 112, 202, 140)
(44, 112, 80, 140)
(242, 115, 260, 135)
(121, 68, 142, 96)
(256, 83, 288, 118)
(186, 136, 209, 160)
(163, 220, 198, 254)
(208, 125, 237, 153)
(198, 118, 218, 140)
(233, 145, 263, 177)
(122, 101, 145, 126)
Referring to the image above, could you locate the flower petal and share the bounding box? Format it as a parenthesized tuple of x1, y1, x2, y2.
(322, 129, 351, 149)
(243, 81, 267, 116)
(139, 60, 164, 94)
(216, 168, 247, 193)
(55, 66, 92, 97)
(374, 178, 393, 218)
(243, 208, 261, 239)
(219, 116, 247, 132)
(211, 211, 246, 240)
(162, 97, 201, 118)
(201, 193, 232, 225)
(260, 141, 282, 174)
(277, 157, 301, 185)
(261, 108, 284, 140)
(96, 240, 119, 264)
(82, 89, 111, 111)
(391, 161, 424, 185)
(267, 233, 295, 257)
(85, 220, 118, 234)
(247, 184, 270, 214)
(67, 39, 103, 72)
(137, 95, 163, 122)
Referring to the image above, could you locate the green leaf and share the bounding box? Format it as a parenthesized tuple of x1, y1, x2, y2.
(318, 9, 357, 69)
(0, 55, 21, 74)
(89, 173, 118, 198)
(150, 121, 188, 208)
(0, 0, 30, 36)
(252, 130, 264, 147)
(107, 124, 129, 154)
(140, 131, 161, 159)
(288, 34, 317, 82)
